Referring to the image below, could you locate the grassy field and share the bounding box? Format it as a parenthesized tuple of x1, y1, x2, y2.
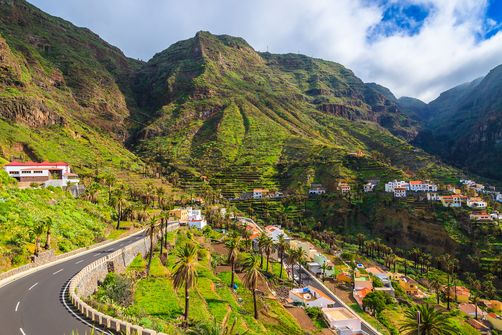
(91, 229, 303, 335)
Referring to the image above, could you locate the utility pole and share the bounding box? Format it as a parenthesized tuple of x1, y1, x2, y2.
(417, 310, 421, 335)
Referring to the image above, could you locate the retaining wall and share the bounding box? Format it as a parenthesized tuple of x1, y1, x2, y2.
(69, 223, 179, 335)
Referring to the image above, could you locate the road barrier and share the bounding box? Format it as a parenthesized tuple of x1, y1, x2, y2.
(68, 223, 179, 335)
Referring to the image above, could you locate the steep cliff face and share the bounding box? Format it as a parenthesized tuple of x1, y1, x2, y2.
(408, 65, 502, 181)
(0, 0, 142, 136)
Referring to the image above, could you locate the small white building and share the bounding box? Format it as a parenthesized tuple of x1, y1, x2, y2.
(427, 192, 440, 201)
(363, 182, 376, 192)
(393, 187, 407, 198)
(309, 183, 326, 195)
(440, 195, 467, 208)
(322, 307, 362, 335)
(467, 197, 487, 209)
(409, 180, 438, 192)
(264, 225, 289, 242)
(385, 180, 409, 193)
(288, 286, 336, 308)
(187, 208, 207, 229)
(252, 188, 269, 199)
(496, 193, 502, 203)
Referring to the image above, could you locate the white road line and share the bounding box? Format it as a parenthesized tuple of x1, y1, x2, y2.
(61, 281, 112, 335)
(15, 301, 20, 312)
(75, 259, 85, 264)
(52, 269, 64, 275)
(93, 253, 101, 257)
(19, 328, 26, 335)
(28, 282, 38, 291)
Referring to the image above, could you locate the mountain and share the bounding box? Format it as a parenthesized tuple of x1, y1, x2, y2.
(129, 32, 458, 197)
(397, 96, 431, 122)
(0, 0, 148, 177)
(405, 67, 502, 181)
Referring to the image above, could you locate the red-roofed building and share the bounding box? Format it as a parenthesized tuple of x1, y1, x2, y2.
(3, 161, 78, 186)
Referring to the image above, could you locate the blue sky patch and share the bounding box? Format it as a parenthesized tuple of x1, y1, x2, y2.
(485, 0, 502, 39)
(367, 2, 431, 42)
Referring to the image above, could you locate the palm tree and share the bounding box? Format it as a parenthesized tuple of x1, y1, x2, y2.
(146, 216, 158, 277)
(111, 188, 128, 230)
(102, 172, 116, 205)
(276, 234, 288, 279)
(240, 253, 264, 320)
(263, 236, 273, 272)
(294, 247, 307, 285)
(320, 262, 328, 281)
(356, 233, 365, 252)
(224, 235, 241, 289)
(400, 304, 457, 335)
(427, 274, 442, 305)
(43, 217, 53, 250)
(33, 222, 45, 256)
(439, 254, 458, 310)
(172, 242, 199, 328)
(468, 278, 482, 320)
(257, 232, 268, 268)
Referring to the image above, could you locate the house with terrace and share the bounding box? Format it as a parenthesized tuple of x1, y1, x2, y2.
(470, 211, 493, 222)
(309, 183, 326, 195)
(322, 307, 367, 335)
(440, 194, 467, 208)
(337, 182, 351, 194)
(467, 197, 488, 209)
(288, 286, 336, 308)
(4, 161, 79, 187)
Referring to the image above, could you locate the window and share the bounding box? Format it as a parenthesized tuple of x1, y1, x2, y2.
(21, 171, 31, 174)
(9, 171, 18, 174)
(33, 171, 43, 174)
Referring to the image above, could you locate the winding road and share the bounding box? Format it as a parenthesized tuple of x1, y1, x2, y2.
(0, 231, 146, 335)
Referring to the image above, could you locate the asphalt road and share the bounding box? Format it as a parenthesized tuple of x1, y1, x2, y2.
(0, 231, 147, 335)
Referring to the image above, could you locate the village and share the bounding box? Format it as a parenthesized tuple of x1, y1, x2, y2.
(2, 160, 501, 334)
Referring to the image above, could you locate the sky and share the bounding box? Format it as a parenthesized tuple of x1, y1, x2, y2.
(28, 0, 502, 102)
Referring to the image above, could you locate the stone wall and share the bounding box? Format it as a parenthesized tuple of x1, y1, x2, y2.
(69, 223, 179, 335)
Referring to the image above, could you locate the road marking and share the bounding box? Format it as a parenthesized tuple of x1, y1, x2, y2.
(52, 269, 64, 275)
(75, 259, 85, 264)
(61, 281, 113, 335)
(15, 301, 20, 312)
(93, 253, 101, 257)
(19, 328, 26, 335)
(28, 282, 38, 291)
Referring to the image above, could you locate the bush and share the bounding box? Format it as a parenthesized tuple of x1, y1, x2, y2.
(96, 272, 134, 306)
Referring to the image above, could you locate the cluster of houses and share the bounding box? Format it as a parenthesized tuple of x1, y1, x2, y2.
(169, 207, 208, 229)
(384, 180, 438, 198)
(287, 286, 367, 335)
(238, 188, 283, 200)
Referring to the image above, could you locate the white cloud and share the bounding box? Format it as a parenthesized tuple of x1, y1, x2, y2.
(27, 0, 502, 101)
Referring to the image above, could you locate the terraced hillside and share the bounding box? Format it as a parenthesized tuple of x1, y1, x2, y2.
(132, 32, 457, 196)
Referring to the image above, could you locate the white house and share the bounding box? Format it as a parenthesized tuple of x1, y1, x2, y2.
(363, 182, 376, 192)
(496, 193, 502, 203)
(313, 253, 336, 277)
(393, 187, 407, 198)
(322, 307, 362, 335)
(470, 212, 493, 222)
(252, 188, 269, 199)
(288, 286, 336, 308)
(309, 183, 326, 195)
(264, 225, 289, 242)
(467, 197, 487, 209)
(409, 180, 438, 192)
(427, 192, 440, 201)
(4, 161, 79, 187)
(385, 180, 409, 193)
(187, 208, 207, 229)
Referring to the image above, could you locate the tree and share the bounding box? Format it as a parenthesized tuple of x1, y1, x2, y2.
(257, 232, 268, 268)
(172, 242, 199, 328)
(263, 236, 273, 272)
(102, 172, 116, 205)
(43, 217, 53, 250)
(224, 235, 241, 289)
(111, 188, 129, 230)
(356, 233, 365, 252)
(32, 222, 45, 256)
(438, 254, 458, 310)
(427, 274, 442, 305)
(294, 247, 307, 285)
(155, 186, 165, 208)
(399, 304, 457, 335)
(240, 253, 264, 320)
(362, 291, 388, 316)
(320, 262, 328, 281)
(276, 234, 288, 279)
(468, 278, 482, 320)
(146, 216, 158, 277)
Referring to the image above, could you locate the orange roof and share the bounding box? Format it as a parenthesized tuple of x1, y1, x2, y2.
(409, 181, 423, 185)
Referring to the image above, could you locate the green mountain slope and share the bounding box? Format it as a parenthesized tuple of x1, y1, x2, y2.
(0, 0, 148, 176)
(408, 67, 502, 181)
(131, 32, 454, 196)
